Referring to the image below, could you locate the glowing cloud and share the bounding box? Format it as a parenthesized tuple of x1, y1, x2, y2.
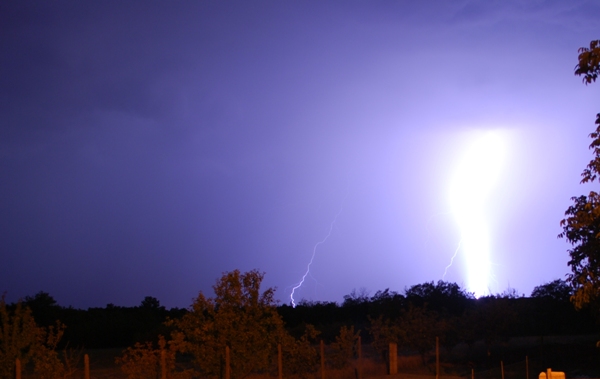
(449, 130, 505, 297)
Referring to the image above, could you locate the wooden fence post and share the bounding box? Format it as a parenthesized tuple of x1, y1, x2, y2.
(225, 346, 231, 379)
(501, 361, 505, 379)
(320, 340, 325, 379)
(15, 358, 21, 379)
(84, 354, 90, 379)
(161, 349, 167, 379)
(278, 343, 283, 379)
(436, 336, 440, 379)
(357, 336, 362, 379)
(389, 342, 397, 375)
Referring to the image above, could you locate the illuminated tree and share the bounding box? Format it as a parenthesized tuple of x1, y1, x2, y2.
(575, 40, 600, 84)
(559, 40, 600, 309)
(278, 324, 320, 377)
(368, 315, 402, 361)
(0, 295, 68, 378)
(174, 270, 287, 379)
(329, 325, 360, 369)
(117, 334, 192, 379)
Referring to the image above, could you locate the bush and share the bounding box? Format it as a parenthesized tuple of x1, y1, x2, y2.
(0, 294, 73, 378)
(117, 333, 192, 379)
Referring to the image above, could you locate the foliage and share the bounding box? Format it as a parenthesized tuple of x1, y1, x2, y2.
(404, 281, 473, 315)
(463, 297, 517, 350)
(560, 193, 600, 309)
(368, 289, 404, 320)
(496, 286, 523, 299)
(30, 322, 69, 379)
(279, 324, 320, 377)
(117, 333, 191, 379)
(174, 269, 286, 379)
(329, 325, 359, 369)
(559, 40, 600, 309)
(575, 40, 600, 84)
(342, 288, 370, 307)
(370, 288, 400, 302)
(368, 315, 401, 360)
(530, 279, 573, 302)
(368, 304, 443, 365)
(404, 281, 467, 299)
(140, 296, 164, 311)
(0, 295, 72, 379)
(0, 296, 40, 378)
(23, 291, 61, 328)
(397, 304, 443, 364)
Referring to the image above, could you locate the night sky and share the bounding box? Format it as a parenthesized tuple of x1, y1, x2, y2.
(2, 1, 599, 309)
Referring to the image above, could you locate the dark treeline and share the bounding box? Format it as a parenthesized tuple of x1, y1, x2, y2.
(280, 280, 598, 351)
(15, 292, 186, 349)
(12, 279, 599, 350)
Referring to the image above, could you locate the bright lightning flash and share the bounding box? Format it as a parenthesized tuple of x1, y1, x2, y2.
(449, 131, 505, 297)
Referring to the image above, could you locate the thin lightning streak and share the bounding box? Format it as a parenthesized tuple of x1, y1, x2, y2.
(443, 238, 462, 279)
(488, 260, 503, 292)
(290, 191, 347, 308)
(423, 211, 462, 280)
(290, 211, 341, 307)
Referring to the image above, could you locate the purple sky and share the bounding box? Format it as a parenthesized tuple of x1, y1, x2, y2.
(1, 1, 599, 309)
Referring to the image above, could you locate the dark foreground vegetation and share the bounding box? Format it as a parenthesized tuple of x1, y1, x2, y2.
(2, 272, 600, 379)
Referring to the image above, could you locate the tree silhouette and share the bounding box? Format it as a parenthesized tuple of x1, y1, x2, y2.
(531, 279, 572, 302)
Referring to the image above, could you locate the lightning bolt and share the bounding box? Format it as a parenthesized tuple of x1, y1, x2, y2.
(290, 189, 348, 307)
(443, 237, 462, 280)
(423, 211, 462, 281)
